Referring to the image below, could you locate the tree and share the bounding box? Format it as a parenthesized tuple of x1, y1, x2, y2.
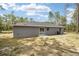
(48, 11, 66, 26)
(71, 8, 77, 32)
(72, 9, 77, 24)
(0, 5, 5, 10)
(54, 12, 61, 25)
(48, 11, 54, 22)
(76, 4, 79, 32)
(2, 14, 12, 30)
(18, 17, 28, 22)
(60, 16, 66, 26)
(29, 18, 36, 22)
(71, 4, 79, 32)
(0, 16, 3, 32)
(0, 5, 5, 32)
(11, 11, 17, 24)
(64, 4, 74, 32)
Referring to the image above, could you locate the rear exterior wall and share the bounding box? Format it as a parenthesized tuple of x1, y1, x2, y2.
(45, 27, 63, 35)
(13, 26, 39, 38)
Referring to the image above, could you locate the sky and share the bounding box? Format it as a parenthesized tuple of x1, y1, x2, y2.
(0, 3, 76, 23)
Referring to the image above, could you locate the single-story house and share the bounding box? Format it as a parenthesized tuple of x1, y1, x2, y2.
(13, 22, 64, 38)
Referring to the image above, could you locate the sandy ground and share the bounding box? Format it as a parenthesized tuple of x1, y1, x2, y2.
(0, 32, 79, 56)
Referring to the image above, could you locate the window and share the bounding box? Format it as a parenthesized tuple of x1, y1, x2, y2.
(57, 28, 61, 34)
(47, 27, 49, 31)
(40, 28, 44, 32)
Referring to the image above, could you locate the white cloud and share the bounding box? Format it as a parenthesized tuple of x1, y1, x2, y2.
(40, 14, 48, 17)
(26, 12, 38, 16)
(0, 3, 51, 13)
(22, 4, 50, 19)
(0, 3, 16, 10)
(13, 3, 51, 12)
(26, 3, 51, 12)
(7, 3, 16, 7)
(0, 3, 49, 20)
(67, 8, 75, 11)
(26, 12, 48, 18)
(13, 5, 27, 11)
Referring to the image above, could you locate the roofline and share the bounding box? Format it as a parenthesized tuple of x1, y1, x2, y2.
(13, 22, 64, 28)
(13, 25, 64, 28)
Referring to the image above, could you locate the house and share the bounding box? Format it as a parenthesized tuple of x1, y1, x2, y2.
(13, 22, 64, 38)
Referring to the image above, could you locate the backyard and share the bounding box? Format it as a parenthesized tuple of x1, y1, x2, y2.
(0, 32, 79, 56)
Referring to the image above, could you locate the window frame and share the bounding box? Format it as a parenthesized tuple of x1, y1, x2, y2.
(47, 27, 49, 31)
(40, 28, 44, 32)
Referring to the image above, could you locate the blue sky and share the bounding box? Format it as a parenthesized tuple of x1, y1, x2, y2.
(0, 3, 76, 22)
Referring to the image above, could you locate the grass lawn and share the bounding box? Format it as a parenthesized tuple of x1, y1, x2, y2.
(0, 32, 79, 56)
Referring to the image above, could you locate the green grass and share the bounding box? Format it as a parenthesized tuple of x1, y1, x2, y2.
(0, 32, 79, 56)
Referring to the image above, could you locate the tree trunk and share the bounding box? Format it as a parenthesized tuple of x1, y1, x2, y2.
(64, 4, 69, 32)
(76, 4, 79, 32)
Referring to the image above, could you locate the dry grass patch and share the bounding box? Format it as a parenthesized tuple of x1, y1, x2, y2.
(0, 32, 79, 56)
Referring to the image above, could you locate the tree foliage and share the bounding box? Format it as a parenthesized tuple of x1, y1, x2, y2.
(0, 13, 28, 31)
(48, 11, 54, 22)
(48, 11, 66, 26)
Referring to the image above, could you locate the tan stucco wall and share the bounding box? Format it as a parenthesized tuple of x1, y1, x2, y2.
(13, 26, 39, 38)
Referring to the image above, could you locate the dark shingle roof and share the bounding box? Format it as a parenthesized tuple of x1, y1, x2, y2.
(13, 22, 64, 28)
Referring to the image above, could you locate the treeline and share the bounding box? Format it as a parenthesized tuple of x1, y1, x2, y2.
(48, 11, 77, 32)
(0, 13, 33, 32)
(0, 11, 78, 32)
